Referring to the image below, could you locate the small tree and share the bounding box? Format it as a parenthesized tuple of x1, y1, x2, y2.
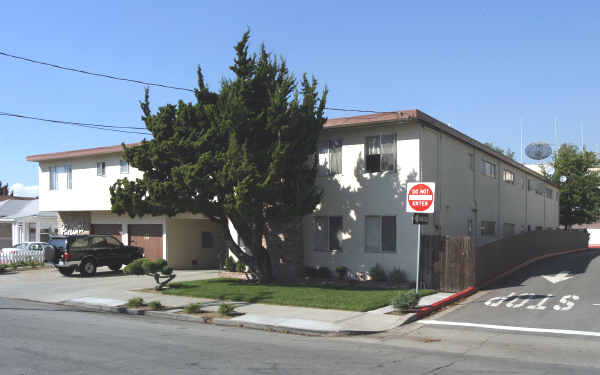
(484, 142, 515, 160)
(546, 144, 600, 229)
(123, 259, 176, 290)
(110, 31, 327, 283)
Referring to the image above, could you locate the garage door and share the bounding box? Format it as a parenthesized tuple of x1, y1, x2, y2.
(128, 224, 163, 260)
(589, 229, 600, 248)
(90, 224, 122, 242)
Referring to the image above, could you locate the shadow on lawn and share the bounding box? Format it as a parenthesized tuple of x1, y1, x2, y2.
(170, 278, 404, 292)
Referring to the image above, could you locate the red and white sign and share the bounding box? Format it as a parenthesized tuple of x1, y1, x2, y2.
(406, 182, 435, 213)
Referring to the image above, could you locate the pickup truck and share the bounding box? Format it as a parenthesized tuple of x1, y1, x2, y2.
(50, 235, 144, 276)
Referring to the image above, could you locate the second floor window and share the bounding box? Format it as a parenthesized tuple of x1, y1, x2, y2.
(365, 134, 396, 173)
(318, 140, 342, 175)
(49, 167, 57, 190)
(49, 165, 72, 190)
(503, 169, 515, 184)
(481, 159, 497, 178)
(120, 159, 129, 174)
(97, 161, 106, 177)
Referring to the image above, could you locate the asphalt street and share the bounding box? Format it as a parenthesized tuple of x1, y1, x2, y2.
(1, 297, 599, 374)
(422, 249, 600, 335)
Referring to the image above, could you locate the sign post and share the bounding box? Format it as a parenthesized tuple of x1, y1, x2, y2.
(406, 182, 436, 295)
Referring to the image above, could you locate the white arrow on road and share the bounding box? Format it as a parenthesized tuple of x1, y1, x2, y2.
(542, 271, 574, 284)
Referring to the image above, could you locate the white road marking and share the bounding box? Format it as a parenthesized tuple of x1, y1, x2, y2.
(421, 320, 600, 338)
(593, 304, 600, 306)
(542, 271, 574, 284)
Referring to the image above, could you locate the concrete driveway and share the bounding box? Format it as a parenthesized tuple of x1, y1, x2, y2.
(0, 266, 219, 305)
(421, 249, 600, 337)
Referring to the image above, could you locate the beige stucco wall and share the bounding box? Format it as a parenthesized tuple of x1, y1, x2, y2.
(166, 218, 223, 269)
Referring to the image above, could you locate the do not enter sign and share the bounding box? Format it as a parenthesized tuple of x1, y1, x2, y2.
(406, 182, 436, 213)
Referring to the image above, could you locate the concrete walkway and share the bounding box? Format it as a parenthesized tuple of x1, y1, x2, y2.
(0, 266, 447, 335)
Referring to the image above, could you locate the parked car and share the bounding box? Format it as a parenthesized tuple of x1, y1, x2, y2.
(0, 242, 53, 264)
(51, 235, 144, 277)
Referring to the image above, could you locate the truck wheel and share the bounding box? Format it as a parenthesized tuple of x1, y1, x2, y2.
(80, 259, 96, 277)
(58, 267, 75, 276)
(108, 264, 122, 272)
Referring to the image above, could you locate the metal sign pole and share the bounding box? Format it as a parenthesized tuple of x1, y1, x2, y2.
(416, 222, 421, 295)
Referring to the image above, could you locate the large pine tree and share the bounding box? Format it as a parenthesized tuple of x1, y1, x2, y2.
(110, 31, 327, 282)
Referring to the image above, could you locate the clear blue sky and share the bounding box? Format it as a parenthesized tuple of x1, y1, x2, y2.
(2, 1, 599, 196)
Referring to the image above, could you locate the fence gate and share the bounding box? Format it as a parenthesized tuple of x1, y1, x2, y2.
(420, 235, 474, 292)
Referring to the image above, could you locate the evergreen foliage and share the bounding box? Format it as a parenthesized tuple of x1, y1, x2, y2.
(546, 144, 600, 228)
(110, 31, 327, 282)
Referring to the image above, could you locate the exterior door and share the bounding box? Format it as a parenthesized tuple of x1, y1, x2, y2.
(128, 224, 163, 260)
(90, 224, 122, 242)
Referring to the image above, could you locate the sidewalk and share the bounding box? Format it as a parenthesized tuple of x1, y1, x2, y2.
(62, 285, 452, 336)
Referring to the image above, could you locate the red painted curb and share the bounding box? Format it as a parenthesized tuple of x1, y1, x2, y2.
(413, 247, 596, 321)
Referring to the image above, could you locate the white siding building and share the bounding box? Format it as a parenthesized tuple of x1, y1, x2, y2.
(27, 144, 223, 269)
(303, 110, 559, 281)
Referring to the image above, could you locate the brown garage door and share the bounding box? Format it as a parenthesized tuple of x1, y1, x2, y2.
(128, 224, 163, 260)
(90, 224, 122, 242)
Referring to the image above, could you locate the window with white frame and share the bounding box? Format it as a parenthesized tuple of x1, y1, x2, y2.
(480, 221, 496, 236)
(97, 161, 106, 176)
(318, 140, 342, 176)
(314, 216, 343, 251)
(365, 134, 396, 173)
(49, 165, 71, 190)
(49, 167, 57, 190)
(120, 159, 129, 174)
(503, 169, 515, 184)
(365, 215, 396, 252)
(481, 159, 497, 178)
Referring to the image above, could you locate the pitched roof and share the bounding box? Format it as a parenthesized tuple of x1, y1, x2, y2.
(0, 199, 32, 218)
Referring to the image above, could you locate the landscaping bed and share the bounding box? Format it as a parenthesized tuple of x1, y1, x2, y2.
(164, 278, 435, 312)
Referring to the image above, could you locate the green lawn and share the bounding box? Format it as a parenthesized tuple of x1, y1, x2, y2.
(164, 278, 436, 312)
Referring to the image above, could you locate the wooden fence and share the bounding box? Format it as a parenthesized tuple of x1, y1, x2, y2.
(420, 235, 474, 292)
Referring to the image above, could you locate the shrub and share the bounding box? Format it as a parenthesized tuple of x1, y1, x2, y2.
(304, 266, 318, 278)
(126, 297, 146, 307)
(123, 258, 152, 275)
(161, 265, 174, 275)
(0, 264, 7, 273)
(369, 263, 387, 282)
(183, 303, 203, 314)
(224, 255, 236, 272)
(218, 303, 236, 316)
(335, 266, 348, 280)
(392, 291, 420, 310)
(316, 266, 332, 279)
(388, 268, 407, 284)
(235, 261, 245, 273)
(148, 300, 163, 310)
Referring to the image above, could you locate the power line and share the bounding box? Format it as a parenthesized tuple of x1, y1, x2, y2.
(0, 111, 152, 135)
(0, 50, 382, 114)
(0, 51, 194, 93)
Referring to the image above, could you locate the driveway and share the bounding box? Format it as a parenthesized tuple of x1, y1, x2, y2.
(0, 266, 219, 305)
(421, 249, 600, 337)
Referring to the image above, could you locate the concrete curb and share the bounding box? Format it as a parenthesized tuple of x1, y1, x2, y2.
(59, 301, 369, 337)
(408, 247, 595, 323)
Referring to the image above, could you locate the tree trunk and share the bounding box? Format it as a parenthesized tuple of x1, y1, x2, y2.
(222, 220, 273, 283)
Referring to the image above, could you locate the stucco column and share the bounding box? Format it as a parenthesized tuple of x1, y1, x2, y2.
(35, 221, 41, 242)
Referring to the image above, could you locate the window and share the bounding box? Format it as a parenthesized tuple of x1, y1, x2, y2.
(365, 134, 396, 173)
(468, 153, 474, 171)
(503, 223, 515, 238)
(527, 179, 534, 191)
(480, 221, 496, 236)
(120, 159, 129, 174)
(90, 237, 107, 247)
(314, 216, 343, 251)
(467, 219, 473, 235)
(503, 169, 515, 184)
(318, 140, 342, 176)
(65, 165, 72, 189)
(481, 159, 497, 178)
(105, 237, 122, 246)
(546, 188, 553, 199)
(49, 167, 57, 190)
(40, 226, 51, 243)
(70, 237, 89, 249)
(202, 232, 214, 248)
(365, 216, 396, 252)
(97, 161, 106, 176)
